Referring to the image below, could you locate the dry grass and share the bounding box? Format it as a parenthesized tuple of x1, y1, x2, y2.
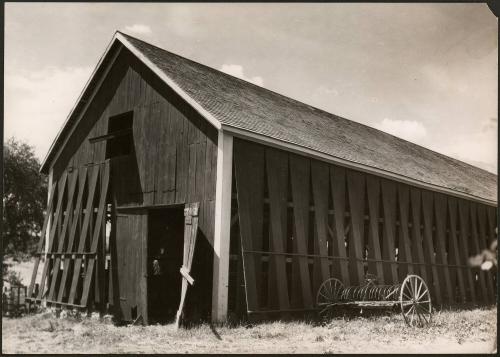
(2, 307, 496, 354)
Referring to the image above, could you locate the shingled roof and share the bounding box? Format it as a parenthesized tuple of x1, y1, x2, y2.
(41, 31, 497, 204)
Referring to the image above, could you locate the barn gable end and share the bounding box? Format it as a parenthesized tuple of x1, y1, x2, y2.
(31, 31, 497, 325)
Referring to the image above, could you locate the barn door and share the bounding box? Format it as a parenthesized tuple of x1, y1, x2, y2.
(115, 210, 148, 323)
(175, 202, 200, 328)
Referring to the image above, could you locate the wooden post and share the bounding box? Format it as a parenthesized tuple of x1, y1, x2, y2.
(46, 168, 54, 255)
(212, 131, 233, 323)
(43, 168, 54, 308)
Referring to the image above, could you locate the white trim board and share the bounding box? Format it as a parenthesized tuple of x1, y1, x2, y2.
(212, 131, 233, 322)
(222, 125, 497, 207)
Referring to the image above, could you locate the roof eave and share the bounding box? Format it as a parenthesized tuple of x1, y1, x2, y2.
(221, 124, 497, 206)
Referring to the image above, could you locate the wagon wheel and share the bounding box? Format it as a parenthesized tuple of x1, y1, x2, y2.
(316, 278, 344, 307)
(399, 275, 432, 327)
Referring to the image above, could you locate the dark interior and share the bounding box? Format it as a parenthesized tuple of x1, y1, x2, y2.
(105, 111, 134, 159)
(147, 207, 185, 324)
(147, 206, 214, 325)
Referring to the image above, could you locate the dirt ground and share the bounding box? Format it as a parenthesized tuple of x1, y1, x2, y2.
(2, 306, 496, 354)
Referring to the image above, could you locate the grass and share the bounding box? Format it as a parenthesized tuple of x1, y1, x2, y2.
(2, 306, 497, 354)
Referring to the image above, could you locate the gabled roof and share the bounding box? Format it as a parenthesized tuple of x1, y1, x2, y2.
(41, 31, 497, 205)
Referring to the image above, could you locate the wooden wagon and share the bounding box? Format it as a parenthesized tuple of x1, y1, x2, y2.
(316, 274, 432, 327)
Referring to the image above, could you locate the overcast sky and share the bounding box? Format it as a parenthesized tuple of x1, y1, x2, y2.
(5, 3, 498, 173)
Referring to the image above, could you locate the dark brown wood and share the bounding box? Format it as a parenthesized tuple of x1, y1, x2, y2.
(289, 154, 314, 309)
(421, 191, 442, 305)
(88, 128, 132, 144)
(28, 181, 57, 299)
(52, 53, 217, 246)
(457, 199, 477, 303)
(346, 170, 366, 285)
(366, 175, 385, 284)
(47, 171, 79, 301)
(410, 191, 431, 281)
(37, 171, 68, 300)
(81, 162, 111, 307)
(380, 179, 399, 284)
(397, 184, 414, 277)
(265, 148, 290, 310)
(476, 204, 495, 303)
(447, 197, 466, 303)
(469, 202, 489, 303)
(175, 202, 200, 328)
(68, 166, 100, 304)
(311, 161, 332, 295)
(486, 206, 497, 298)
(56, 168, 88, 303)
(330, 166, 350, 285)
(433, 193, 454, 304)
(234, 139, 265, 312)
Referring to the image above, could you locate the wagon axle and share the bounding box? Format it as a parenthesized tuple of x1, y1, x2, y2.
(316, 274, 432, 327)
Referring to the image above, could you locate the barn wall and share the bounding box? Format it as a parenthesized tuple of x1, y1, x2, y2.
(50, 49, 218, 245)
(231, 138, 497, 315)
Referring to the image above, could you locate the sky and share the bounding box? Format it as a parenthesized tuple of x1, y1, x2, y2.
(4, 3, 498, 173)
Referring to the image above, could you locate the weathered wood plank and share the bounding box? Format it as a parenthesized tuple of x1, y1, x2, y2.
(421, 191, 442, 305)
(265, 148, 290, 310)
(36, 172, 68, 300)
(346, 170, 366, 285)
(396, 184, 413, 278)
(28, 181, 57, 299)
(57, 168, 89, 302)
(68, 166, 100, 305)
(47, 171, 79, 301)
(175, 202, 199, 328)
(486, 206, 497, 298)
(380, 179, 399, 284)
(289, 154, 314, 309)
(447, 197, 466, 303)
(433, 193, 454, 304)
(409, 189, 429, 285)
(476, 204, 495, 303)
(469, 202, 489, 303)
(311, 161, 331, 295)
(81, 162, 111, 307)
(233, 139, 264, 312)
(457, 199, 477, 303)
(366, 175, 385, 284)
(330, 166, 350, 285)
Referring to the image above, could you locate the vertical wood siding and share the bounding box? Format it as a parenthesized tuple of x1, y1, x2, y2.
(44, 49, 218, 315)
(51, 49, 218, 246)
(232, 138, 497, 315)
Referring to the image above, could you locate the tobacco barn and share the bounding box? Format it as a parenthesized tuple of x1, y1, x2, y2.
(28, 31, 497, 325)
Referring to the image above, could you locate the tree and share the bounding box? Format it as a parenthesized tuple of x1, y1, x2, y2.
(3, 137, 47, 258)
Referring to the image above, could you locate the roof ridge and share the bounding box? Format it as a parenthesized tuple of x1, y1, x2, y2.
(119, 31, 497, 178)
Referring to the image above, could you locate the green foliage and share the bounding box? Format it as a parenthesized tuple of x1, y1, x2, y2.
(3, 137, 47, 257)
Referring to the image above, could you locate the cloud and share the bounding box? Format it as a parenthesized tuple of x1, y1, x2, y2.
(124, 24, 152, 35)
(374, 118, 428, 143)
(5, 66, 93, 159)
(431, 128, 497, 173)
(220, 64, 264, 86)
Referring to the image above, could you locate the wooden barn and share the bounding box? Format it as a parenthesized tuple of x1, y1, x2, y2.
(28, 31, 497, 325)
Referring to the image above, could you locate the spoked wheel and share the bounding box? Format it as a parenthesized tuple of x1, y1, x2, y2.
(316, 278, 344, 307)
(400, 275, 432, 327)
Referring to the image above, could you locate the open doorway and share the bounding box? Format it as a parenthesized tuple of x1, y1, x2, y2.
(147, 207, 184, 324)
